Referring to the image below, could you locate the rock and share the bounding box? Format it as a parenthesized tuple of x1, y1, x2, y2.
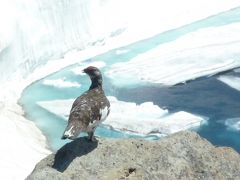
(27, 131, 240, 180)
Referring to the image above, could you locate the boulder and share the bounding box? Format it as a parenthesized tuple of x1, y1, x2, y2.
(27, 131, 240, 180)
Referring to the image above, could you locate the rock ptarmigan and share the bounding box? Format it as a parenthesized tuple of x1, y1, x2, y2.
(61, 66, 110, 141)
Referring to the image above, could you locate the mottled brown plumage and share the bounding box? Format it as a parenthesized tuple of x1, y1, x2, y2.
(61, 66, 110, 141)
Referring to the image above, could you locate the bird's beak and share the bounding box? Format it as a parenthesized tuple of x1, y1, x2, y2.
(82, 69, 86, 73)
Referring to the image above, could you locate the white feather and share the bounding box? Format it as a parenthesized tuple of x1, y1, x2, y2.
(100, 106, 110, 121)
(87, 106, 110, 132)
(64, 126, 74, 136)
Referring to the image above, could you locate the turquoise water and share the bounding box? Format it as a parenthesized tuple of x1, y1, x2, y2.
(20, 7, 240, 151)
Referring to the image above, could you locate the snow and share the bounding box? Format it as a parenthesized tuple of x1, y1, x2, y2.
(225, 118, 240, 131)
(0, 0, 239, 179)
(42, 78, 81, 88)
(0, 0, 240, 86)
(106, 23, 240, 87)
(0, 104, 50, 179)
(37, 96, 206, 136)
(218, 75, 240, 91)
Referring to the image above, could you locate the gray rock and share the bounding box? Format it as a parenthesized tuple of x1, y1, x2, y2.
(27, 131, 240, 180)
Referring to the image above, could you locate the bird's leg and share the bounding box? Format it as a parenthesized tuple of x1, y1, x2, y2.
(87, 130, 97, 142)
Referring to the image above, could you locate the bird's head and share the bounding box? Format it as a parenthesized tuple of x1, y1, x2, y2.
(83, 66, 103, 88)
(83, 66, 102, 78)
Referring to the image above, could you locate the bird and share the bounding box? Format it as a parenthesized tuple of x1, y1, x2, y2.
(61, 66, 110, 141)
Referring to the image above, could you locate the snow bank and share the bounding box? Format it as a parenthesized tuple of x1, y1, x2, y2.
(106, 23, 240, 87)
(42, 78, 81, 88)
(1, 0, 240, 91)
(1, 1, 240, 103)
(37, 96, 206, 136)
(218, 75, 240, 91)
(0, 104, 50, 179)
(225, 118, 240, 131)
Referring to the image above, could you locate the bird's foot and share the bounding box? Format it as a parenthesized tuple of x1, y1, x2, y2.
(87, 132, 97, 142)
(88, 136, 97, 142)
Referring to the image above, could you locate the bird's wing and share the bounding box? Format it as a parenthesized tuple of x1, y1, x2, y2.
(70, 92, 88, 110)
(69, 89, 110, 125)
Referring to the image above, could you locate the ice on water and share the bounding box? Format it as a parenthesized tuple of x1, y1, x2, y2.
(225, 118, 240, 131)
(37, 96, 206, 136)
(106, 23, 240, 87)
(42, 78, 81, 88)
(218, 75, 240, 92)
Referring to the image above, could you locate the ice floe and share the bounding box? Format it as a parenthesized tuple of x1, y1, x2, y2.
(37, 96, 206, 136)
(106, 23, 240, 87)
(218, 75, 240, 91)
(225, 118, 240, 131)
(42, 78, 81, 88)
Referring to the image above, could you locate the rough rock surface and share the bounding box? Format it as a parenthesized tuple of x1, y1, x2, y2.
(27, 131, 240, 180)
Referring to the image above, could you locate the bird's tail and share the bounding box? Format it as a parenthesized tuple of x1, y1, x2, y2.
(61, 124, 79, 140)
